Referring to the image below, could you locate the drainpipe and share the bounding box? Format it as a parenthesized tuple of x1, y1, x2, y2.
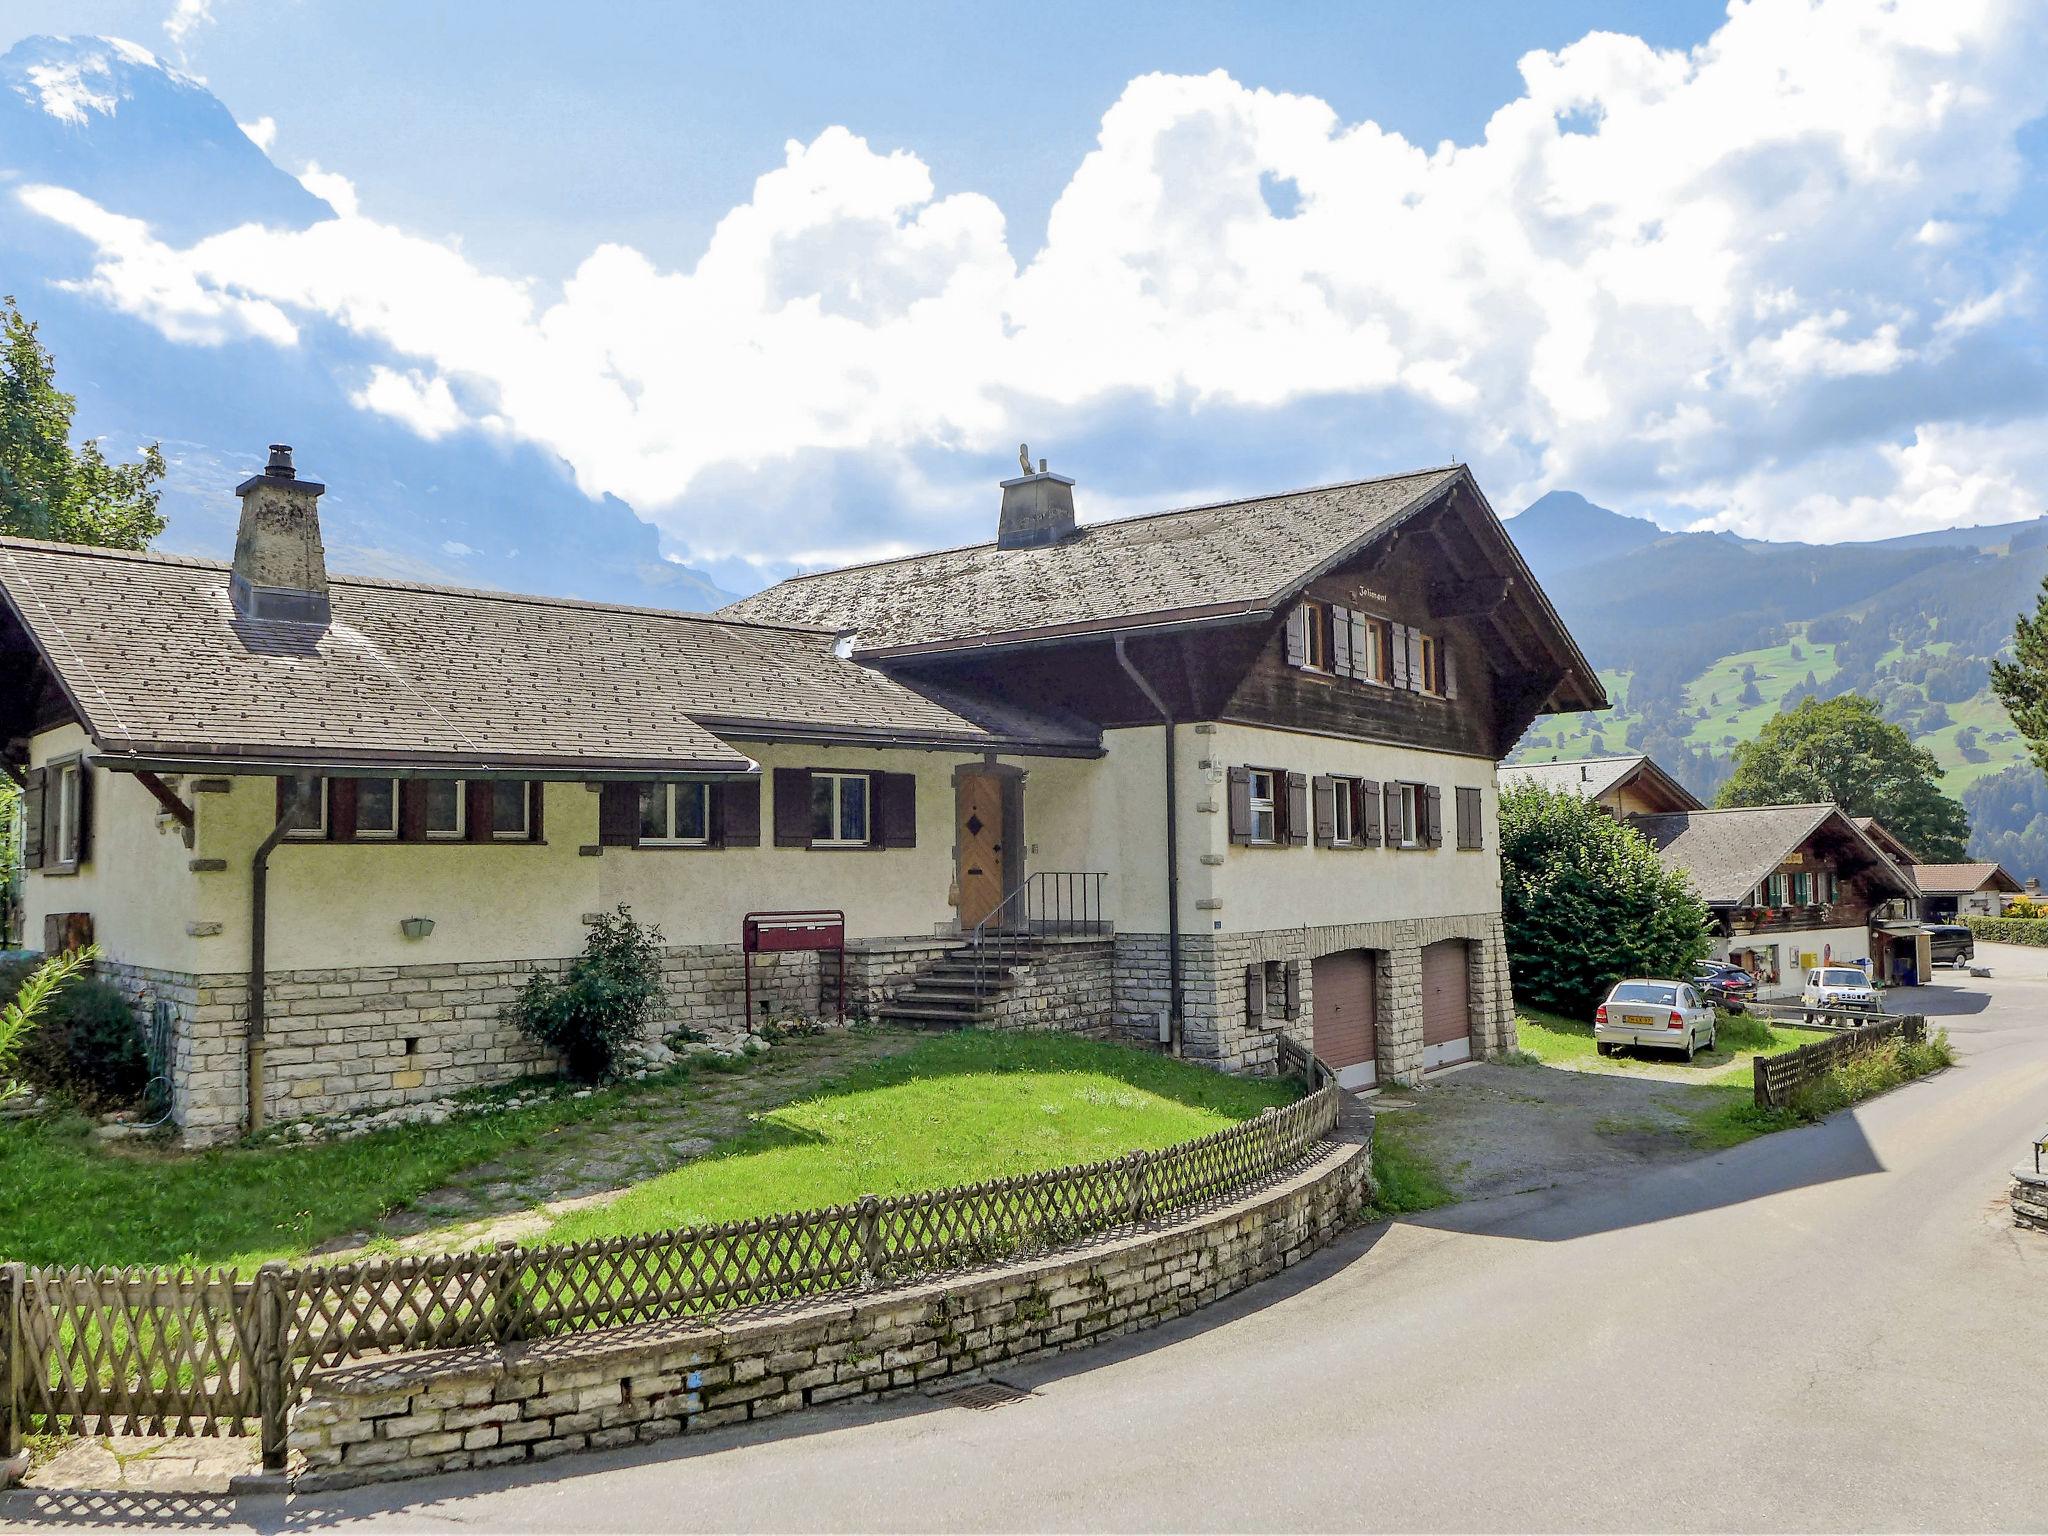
(1114, 639, 1182, 1053)
(247, 775, 309, 1133)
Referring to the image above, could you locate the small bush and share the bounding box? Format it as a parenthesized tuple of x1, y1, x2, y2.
(5, 951, 144, 1110)
(0, 946, 102, 1103)
(1787, 1028, 1952, 1122)
(1966, 915, 2048, 946)
(505, 906, 666, 1082)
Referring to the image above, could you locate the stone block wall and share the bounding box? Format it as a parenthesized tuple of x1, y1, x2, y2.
(290, 1124, 1370, 1490)
(2010, 1168, 2047, 1231)
(1112, 909, 1516, 1080)
(981, 939, 1114, 1034)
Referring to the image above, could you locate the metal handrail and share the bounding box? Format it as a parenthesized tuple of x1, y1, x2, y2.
(968, 872, 1109, 990)
(2034, 1127, 2047, 1176)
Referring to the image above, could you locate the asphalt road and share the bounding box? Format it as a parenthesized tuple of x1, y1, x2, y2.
(23, 952, 2048, 1533)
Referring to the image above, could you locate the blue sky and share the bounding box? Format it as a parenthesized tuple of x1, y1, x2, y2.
(4, 0, 2047, 595)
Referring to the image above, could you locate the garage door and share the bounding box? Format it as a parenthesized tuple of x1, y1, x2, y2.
(1311, 950, 1376, 1090)
(1420, 940, 1472, 1071)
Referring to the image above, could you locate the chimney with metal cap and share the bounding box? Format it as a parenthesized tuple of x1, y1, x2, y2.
(229, 444, 330, 624)
(997, 442, 1077, 550)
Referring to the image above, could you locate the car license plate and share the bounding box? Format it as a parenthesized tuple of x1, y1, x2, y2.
(1622, 1011, 1656, 1026)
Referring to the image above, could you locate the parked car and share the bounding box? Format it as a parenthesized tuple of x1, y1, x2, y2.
(1693, 962, 1756, 1010)
(1802, 966, 1882, 1021)
(1594, 979, 1718, 1061)
(1923, 924, 1975, 968)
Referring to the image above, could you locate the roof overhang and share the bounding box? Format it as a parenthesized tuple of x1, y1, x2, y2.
(850, 601, 1271, 663)
(698, 718, 1105, 759)
(87, 750, 761, 783)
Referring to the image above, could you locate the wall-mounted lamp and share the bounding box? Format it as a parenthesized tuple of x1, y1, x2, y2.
(399, 917, 436, 941)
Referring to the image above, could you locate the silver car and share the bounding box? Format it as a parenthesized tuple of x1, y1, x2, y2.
(1594, 979, 1717, 1061)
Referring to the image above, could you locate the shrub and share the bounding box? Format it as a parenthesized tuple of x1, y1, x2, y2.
(1787, 1029, 1953, 1122)
(21, 976, 149, 1107)
(1963, 915, 2048, 947)
(0, 945, 100, 1103)
(1499, 784, 1714, 1019)
(506, 906, 666, 1081)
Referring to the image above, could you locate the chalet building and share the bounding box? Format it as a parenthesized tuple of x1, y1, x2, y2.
(1499, 753, 1702, 816)
(1626, 805, 1917, 993)
(3, 447, 1601, 1138)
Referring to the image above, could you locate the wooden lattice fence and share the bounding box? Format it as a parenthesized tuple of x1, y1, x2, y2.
(1751, 1014, 1928, 1109)
(2, 1085, 1339, 1472)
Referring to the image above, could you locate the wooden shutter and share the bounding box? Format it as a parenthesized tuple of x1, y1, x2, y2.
(1227, 766, 1253, 845)
(71, 764, 91, 864)
(1284, 604, 1309, 668)
(527, 783, 544, 843)
(1384, 781, 1403, 846)
(874, 771, 917, 848)
(1423, 784, 1443, 846)
(773, 768, 813, 848)
(1245, 964, 1266, 1022)
(1407, 629, 1426, 692)
(330, 777, 359, 842)
(1284, 960, 1301, 1018)
(1356, 778, 1382, 847)
(399, 781, 426, 841)
(1389, 622, 1410, 688)
(1331, 606, 1353, 677)
(1346, 611, 1368, 680)
(1312, 775, 1337, 846)
(464, 780, 493, 843)
(598, 783, 641, 846)
(21, 766, 45, 870)
(1441, 640, 1457, 700)
(1284, 772, 1309, 846)
(713, 780, 760, 847)
(1455, 786, 1481, 850)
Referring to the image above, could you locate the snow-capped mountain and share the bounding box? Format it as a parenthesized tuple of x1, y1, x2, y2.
(0, 34, 735, 610)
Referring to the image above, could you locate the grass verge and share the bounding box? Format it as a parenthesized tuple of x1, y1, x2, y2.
(1786, 1029, 1954, 1120)
(1365, 1114, 1457, 1217)
(1515, 1005, 1826, 1082)
(546, 1032, 1295, 1243)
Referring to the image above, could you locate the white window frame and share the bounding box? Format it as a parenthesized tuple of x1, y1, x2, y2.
(811, 771, 872, 847)
(640, 781, 712, 846)
(490, 782, 533, 841)
(1361, 619, 1389, 685)
(1301, 599, 1333, 674)
(423, 779, 466, 840)
(1417, 632, 1442, 695)
(354, 777, 400, 840)
(54, 759, 82, 867)
(1396, 783, 1421, 849)
(1331, 776, 1355, 846)
(1247, 769, 1278, 845)
(284, 778, 330, 840)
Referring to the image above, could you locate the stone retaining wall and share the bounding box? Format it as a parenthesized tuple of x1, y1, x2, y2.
(289, 1122, 1372, 1490)
(983, 939, 1114, 1034)
(2013, 1167, 2048, 1231)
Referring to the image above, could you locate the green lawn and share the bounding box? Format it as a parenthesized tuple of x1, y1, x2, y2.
(1516, 1004, 1827, 1083)
(0, 1032, 1295, 1270)
(547, 1033, 1296, 1243)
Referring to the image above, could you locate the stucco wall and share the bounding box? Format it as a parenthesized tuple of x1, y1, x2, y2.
(1187, 722, 1500, 936)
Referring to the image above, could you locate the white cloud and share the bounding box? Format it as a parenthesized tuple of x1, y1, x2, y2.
(164, 0, 214, 53)
(18, 0, 2048, 560)
(238, 115, 276, 152)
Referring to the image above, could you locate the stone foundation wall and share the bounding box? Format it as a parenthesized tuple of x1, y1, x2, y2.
(833, 937, 958, 1017)
(1112, 910, 1516, 1080)
(982, 939, 1114, 1034)
(290, 1123, 1371, 1490)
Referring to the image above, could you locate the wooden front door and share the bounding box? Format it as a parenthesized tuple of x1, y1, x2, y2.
(956, 772, 1008, 930)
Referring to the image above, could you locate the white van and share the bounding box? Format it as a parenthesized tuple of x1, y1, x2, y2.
(1802, 966, 1880, 1021)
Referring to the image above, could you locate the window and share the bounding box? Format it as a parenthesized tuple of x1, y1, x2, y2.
(1247, 769, 1278, 844)
(491, 782, 533, 840)
(355, 778, 399, 839)
(1395, 783, 1421, 848)
(54, 760, 82, 866)
(423, 779, 465, 839)
(1331, 779, 1354, 845)
(811, 771, 870, 846)
(640, 781, 711, 845)
(1360, 617, 1390, 683)
(1302, 600, 1333, 672)
(284, 777, 329, 839)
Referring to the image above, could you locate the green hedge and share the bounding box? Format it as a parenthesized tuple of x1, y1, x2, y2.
(1962, 915, 2048, 947)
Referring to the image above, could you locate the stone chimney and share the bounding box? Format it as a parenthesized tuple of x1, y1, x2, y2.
(229, 444, 330, 624)
(997, 444, 1077, 550)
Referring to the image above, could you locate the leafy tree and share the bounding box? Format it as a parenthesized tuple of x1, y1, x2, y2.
(1717, 694, 1968, 860)
(0, 296, 166, 549)
(1499, 785, 1713, 1019)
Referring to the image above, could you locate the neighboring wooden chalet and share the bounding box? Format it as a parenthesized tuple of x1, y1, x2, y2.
(2, 446, 1601, 1136)
(1627, 804, 1918, 992)
(1499, 753, 1703, 816)
(1910, 861, 2024, 920)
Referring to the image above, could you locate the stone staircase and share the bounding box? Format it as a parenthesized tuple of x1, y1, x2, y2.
(877, 935, 1050, 1028)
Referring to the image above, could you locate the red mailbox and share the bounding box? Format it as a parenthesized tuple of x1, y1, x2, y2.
(742, 909, 847, 1028)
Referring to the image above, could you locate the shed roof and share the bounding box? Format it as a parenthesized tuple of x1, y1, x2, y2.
(1909, 862, 2024, 896)
(0, 538, 1097, 776)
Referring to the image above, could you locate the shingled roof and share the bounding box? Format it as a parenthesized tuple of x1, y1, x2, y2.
(1626, 804, 1917, 906)
(1910, 861, 2023, 896)
(721, 467, 1466, 654)
(0, 539, 1097, 776)
(1500, 754, 1705, 811)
